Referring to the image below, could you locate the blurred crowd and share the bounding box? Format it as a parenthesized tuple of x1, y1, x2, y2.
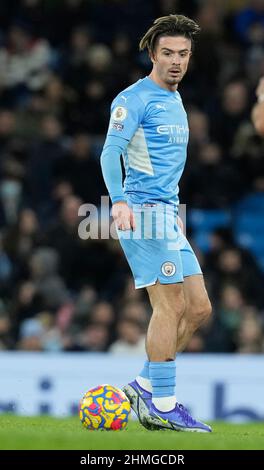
(0, 0, 264, 354)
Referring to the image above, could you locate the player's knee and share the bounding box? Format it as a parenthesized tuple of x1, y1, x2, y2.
(149, 284, 186, 319)
(172, 297, 186, 319)
(159, 296, 185, 320)
(191, 298, 212, 328)
(175, 302, 186, 320)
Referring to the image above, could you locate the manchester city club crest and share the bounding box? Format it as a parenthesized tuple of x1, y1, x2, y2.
(161, 261, 176, 277)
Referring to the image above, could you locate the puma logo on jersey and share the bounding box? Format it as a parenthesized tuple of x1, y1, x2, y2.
(156, 104, 166, 110)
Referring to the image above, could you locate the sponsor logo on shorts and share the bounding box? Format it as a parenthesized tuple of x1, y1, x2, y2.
(161, 261, 176, 277)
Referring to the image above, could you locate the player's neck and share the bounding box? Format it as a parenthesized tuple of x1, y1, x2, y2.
(148, 71, 178, 93)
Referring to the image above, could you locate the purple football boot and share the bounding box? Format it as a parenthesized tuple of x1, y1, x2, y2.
(122, 380, 160, 430)
(148, 402, 212, 432)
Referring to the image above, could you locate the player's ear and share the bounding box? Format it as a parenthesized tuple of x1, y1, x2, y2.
(149, 51, 156, 64)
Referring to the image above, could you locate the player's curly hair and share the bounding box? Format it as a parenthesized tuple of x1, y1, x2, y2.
(139, 14, 201, 56)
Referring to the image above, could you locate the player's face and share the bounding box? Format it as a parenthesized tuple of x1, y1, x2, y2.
(151, 36, 192, 88)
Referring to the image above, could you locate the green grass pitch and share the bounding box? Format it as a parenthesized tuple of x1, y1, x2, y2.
(0, 415, 264, 450)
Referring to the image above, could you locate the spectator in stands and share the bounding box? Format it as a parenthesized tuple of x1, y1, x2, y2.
(187, 108, 210, 151)
(0, 300, 13, 349)
(0, 162, 24, 227)
(27, 114, 65, 220)
(184, 331, 205, 353)
(119, 301, 150, 331)
(77, 322, 110, 352)
(54, 133, 105, 206)
(28, 247, 69, 311)
(217, 285, 245, 343)
(73, 285, 98, 325)
(17, 317, 44, 351)
(90, 301, 115, 327)
(63, 25, 93, 78)
(109, 318, 146, 355)
(235, 307, 264, 353)
(39, 311, 63, 352)
(3, 208, 39, 285)
(0, 109, 17, 154)
(212, 247, 264, 308)
(252, 76, 264, 135)
(182, 142, 243, 207)
(0, 233, 13, 292)
(18, 311, 63, 352)
(42, 195, 83, 288)
(212, 81, 250, 153)
(0, 21, 52, 106)
(234, 0, 264, 45)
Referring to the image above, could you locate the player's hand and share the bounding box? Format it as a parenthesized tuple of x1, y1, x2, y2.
(112, 201, 136, 231)
(176, 215, 184, 232)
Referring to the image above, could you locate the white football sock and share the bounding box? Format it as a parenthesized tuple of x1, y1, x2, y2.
(152, 396, 177, 412)
(136, 376, 152, 393)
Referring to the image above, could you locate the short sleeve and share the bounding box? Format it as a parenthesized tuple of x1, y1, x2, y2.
(107, 92, 145, 141)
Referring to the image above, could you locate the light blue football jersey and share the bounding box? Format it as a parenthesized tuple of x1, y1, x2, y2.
(107, 76, 189, 206)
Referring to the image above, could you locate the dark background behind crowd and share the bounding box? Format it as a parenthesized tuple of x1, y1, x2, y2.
(0, 0, 264, 354)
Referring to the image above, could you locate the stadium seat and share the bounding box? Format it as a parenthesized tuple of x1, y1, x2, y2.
(187, 209, 231, 252)
(234, 211, 264, 235)
(188, 209, 231, 231)
(234, 213, 264, 271)
(234, 192, 264, 213)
